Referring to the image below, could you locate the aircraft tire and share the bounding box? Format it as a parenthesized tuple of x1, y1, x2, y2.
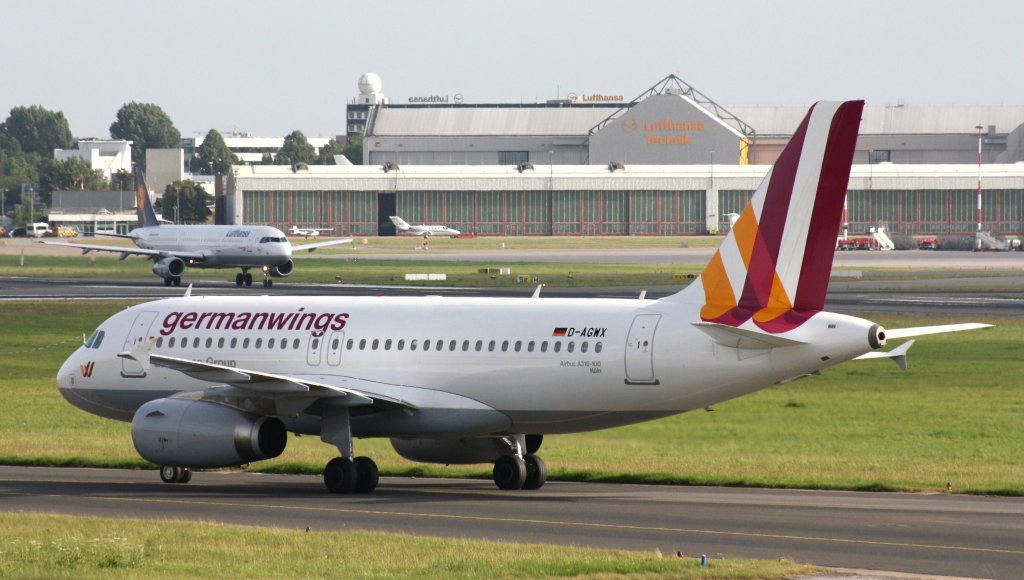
(353, 456, 379, 493)
(244, 273, 253, 287)
(522, 454, 547, 490)
(160, 465, 190, 484)
(164, 277, 172, 287)
(267, 279, 272, 288)
(172, 277, 181, 287)
(235, 273, 244, 286)
(324, 457, 358, 494)
(493, 455, 527, 490)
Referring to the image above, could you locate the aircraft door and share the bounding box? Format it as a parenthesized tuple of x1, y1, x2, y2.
(624, 314, 661, 385)
(121, 310, 158, 377)
(307, 334, 323, 366)
(326, 331, 345, 366)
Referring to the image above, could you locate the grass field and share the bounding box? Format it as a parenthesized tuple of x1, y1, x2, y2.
(0, 253, 703, 288)
(1, 300, 1020, 495)
(0, 513, 815, 579)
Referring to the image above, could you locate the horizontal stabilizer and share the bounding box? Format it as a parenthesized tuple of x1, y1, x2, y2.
(885, 323, 993, 339)
(692, 322, 807, 350)
(854, 339, 915, 370)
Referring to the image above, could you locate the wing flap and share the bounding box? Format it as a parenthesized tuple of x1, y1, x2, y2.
(148, 354, 412, 411)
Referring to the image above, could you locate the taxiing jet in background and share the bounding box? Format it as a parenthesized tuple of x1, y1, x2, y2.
(43, 171, 352, 288)
(57, 102, 990, 495)
(289, 226, 335, 239)
(390, 216, 461, 237)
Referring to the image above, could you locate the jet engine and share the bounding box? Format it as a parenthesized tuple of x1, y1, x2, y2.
(131, 398, 287, 468)
(269, 259, 294, 277)
(390, 437, 509, 464)
(152, 256, 185, 278)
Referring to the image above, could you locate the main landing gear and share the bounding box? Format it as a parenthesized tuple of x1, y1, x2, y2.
(163, 276, 181, 287)
(320, 407, 379, 494)
(235, 269, 254, 287)
(159, 465, 192, 484)
(492, 434, 547, 491)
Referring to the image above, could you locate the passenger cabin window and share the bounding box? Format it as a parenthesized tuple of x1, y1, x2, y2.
(156, 337, 163, 348)
(488, 340, 495, 352)
(528, 341, 535, 352)
(169, 337, 176, 348)
(595, 342, 603, 353)
(423, 340, 431, 351)
(230, 338, 237, 348)
(206, 338, 213, 348)
(540, 341, 548, 352)
(346, 338, 354, 350)
(475, 340, 483, 352)
(514, 340, 522, 352)
(410, 339, 418, 351)
(384, 339, 392, 350)
(462, 340, 469, 351)
(218, 337, 225, 348)
(193, 337, 200, 348)
(243, 338, 250, 349)
(567, 341, 575, 353)
(371, 339, 379, 350)
(269, 338, 276, 349)
(581, 341, 588, 353)
(359, 339, 366, 350)
(553, 341, 561, 353)
(449, 340, 457, 351)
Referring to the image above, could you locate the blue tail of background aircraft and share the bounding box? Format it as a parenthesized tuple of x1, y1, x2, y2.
(134, 169, 160, 228)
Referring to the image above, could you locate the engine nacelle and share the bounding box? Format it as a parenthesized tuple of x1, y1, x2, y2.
(131, 398, 287, 468)
(390, 437, 508, 465)
(270, 259, 294, 278)
(152, 256, 185, 278)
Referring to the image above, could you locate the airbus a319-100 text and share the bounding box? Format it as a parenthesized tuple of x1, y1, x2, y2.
(57, 101, 990, 493)
(43, 172, 352, 288)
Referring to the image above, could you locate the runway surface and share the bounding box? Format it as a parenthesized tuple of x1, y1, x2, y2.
(2, 274, 1023, 318)
(1, 466, 1021, 578)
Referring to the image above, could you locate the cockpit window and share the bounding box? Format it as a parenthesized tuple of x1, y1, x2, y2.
(259, 236, 287, 244)
(84, 330, 105, 349)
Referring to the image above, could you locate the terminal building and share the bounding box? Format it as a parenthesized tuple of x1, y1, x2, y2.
(222, 73, 1024, 239)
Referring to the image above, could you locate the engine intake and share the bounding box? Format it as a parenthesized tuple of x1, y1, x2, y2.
(270, 259, 294, 278)
(131, 398, 287, 468)
(152, 256, 185, 278)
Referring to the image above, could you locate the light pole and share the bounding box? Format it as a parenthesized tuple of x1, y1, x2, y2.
(976, 124, 983, 235)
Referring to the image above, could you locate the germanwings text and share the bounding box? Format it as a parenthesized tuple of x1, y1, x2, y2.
(160, 309, 349, 336)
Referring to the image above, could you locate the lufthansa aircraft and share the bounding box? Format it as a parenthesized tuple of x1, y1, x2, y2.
(389, 215, 461, 237)
(44, 172, 352, 288)
(57, 102, 990, 493)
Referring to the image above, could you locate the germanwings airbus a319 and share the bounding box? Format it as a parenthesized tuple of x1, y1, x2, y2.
(57, 101, 990, 493)
(43, 172, 352, 288)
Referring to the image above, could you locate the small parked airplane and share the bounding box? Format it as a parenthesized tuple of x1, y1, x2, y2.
(57, 101, 990, 494)
(43, 171, 352, 288)
(390, 216, 461, 237)
(289, 226, 334, 239)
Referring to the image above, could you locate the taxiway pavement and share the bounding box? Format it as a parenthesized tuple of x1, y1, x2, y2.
(1, 466, 1021, 579)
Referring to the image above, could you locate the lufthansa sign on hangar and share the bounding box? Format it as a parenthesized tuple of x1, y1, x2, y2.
(589, 93, 749, 165)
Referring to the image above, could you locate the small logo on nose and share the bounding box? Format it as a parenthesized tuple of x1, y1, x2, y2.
(80, 361, 95, 378)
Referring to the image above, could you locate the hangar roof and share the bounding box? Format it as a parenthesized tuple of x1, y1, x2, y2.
(369, 105, 622, 136)
(732, 105, 1024, 136)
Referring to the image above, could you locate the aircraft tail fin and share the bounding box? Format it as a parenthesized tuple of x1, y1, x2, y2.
(389, 216, 411, 230)
(666, 100, 864, 334)
(134, 169, 160, 228)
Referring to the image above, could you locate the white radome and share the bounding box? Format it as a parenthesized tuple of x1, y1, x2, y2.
(358, 73, 382, 95)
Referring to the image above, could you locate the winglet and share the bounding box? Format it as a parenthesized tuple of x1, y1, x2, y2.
(183, 283, 193, 298)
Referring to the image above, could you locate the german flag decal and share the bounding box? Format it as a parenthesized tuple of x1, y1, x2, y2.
(552, 327, 567, 337)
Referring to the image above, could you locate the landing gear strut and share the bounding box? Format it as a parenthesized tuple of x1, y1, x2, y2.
(163, 276, 181, 287)
(159, 465, 192, 484)
(321, 407, 379, 494)
(261, 266, 273, 288)
(492, 435, 547, 490)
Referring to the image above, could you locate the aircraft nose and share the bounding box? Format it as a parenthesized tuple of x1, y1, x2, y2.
(56, 350, 78, 391)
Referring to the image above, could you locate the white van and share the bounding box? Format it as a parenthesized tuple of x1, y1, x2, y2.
(28, 222, 52, 237)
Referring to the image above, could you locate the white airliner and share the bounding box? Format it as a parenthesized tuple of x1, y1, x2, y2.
(57, 102, 990, 494)
(289, 226, 334, 239)
(43, 172, 352, 288)
(389, 216, 461, 237)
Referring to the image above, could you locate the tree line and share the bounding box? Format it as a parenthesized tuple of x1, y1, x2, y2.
(0, 103, 361, 225)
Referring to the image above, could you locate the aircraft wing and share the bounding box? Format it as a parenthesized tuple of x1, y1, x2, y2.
(291, 237, 354, 252)
(40, 240, 206, 261)
(146, 353, 415, 414)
